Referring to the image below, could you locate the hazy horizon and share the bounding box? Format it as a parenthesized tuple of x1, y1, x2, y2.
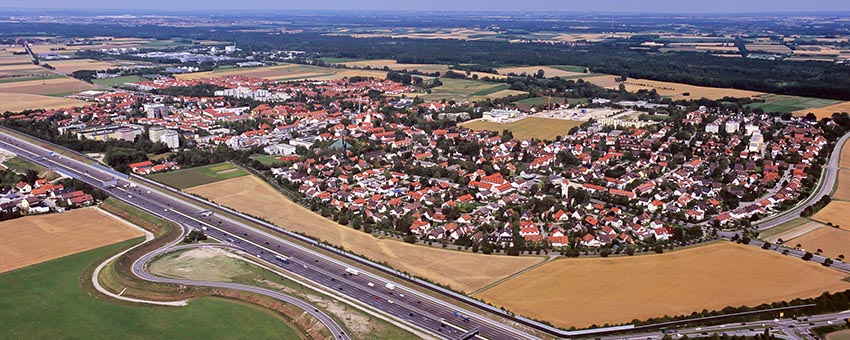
(3, 0, 850, 14)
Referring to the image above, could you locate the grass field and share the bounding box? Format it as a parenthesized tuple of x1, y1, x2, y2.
(2, 155, 57, 179)
(585, 75, 764, 100)
(0, 240, 301, 340)
(813, 201, 850, 229)
(185, 175, 542, 293)
(148, 162, 247, 189)
(0, 208, 144, 273)
(460, 117, 581, 141)
(788, 227, 850, 259)
(511, 96, 586, 110)
(827, 330, 850, 340)
(0, 76, 96, 96)
(475, 242, 850, 328)
(93, 75, 147, 87)
(419, 78, 523, 102)
(760, 219, 824, 243)
(496, 65, 586, 78)
(0, 74, 64, 83)
(748, 94, 842, 114)
(148, 247, 419, 340)
(176, 63, 387, 82)
(793, 101, 850, 119)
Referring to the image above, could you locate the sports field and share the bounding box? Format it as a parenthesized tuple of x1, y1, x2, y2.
(185, 175, 542, 293)
(794, 101, 850, 119)
(147, 162, 247, 189)
(788, 227, 850, 259)
(748, 94, 842, 114)
(419, 78, 524, 102)
(813, 201, 850, 229)
(585, 75, 764, 100)
(0, 92, 85, 113)
(0, 208, 144, 273)
(460, 117, 581, 141)
(475, 242, 850, 328)
(0, 76, 96, 96)
(0, 240, 300, 340)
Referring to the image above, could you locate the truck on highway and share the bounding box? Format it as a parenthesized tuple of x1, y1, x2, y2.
(275, 255, 290, 264)
(385, 283, 396, 290)
(345, 267, 359, 276)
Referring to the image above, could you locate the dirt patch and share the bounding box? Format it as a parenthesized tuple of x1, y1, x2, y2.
(0, 207, 144, 273)
(475, 242, 850, 329)
(185, 175, 542, 293)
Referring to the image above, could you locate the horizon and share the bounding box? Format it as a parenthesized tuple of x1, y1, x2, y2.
(3, 0, 850, 14)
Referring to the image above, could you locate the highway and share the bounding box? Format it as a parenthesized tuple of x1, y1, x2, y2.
(5, 127, 850, 340)
(0, 130, 541, 340)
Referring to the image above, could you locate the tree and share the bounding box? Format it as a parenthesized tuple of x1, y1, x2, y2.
(802, 252, 814, 261)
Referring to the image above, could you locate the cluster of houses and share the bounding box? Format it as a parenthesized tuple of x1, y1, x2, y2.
(1, 178, 95, 218)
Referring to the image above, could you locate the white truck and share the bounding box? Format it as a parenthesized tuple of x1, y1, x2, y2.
(385, 283, 396, 290)
(345, 267, 359, 276)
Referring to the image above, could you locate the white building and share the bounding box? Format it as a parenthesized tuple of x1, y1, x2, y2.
(159, 130, 180, 149)
(725, 120, 740, 133)
(263, 143, 296, 155)
(143, 103, 168, 119)
(705, 123, 720, 133)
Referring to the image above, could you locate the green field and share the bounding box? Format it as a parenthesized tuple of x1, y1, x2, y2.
(0, 74, 64, 84)
(0, 239, 300, 340)
(551, 65, 588, 73)
(93, 75, 146, 87)
(827, 330, 850, 340)
(747, 94, 841, 113)
(2, 155, 60, 180)
(512, 96, 586, 109)
(421, 78, 513, 101)
(148, 162, 247, 189)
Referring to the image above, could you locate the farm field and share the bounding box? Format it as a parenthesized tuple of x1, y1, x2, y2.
(0, 208, 144, 273)
(745, 44, 793, 54)
(47, 59, 124, 74)
(793, 101, 850, 119)
(176, 63, 387, 81)
(835, 170, 850, 201)
(813, 201, 850, 229)
(93, 75, 147, 87)
(339, 59, 449, 73)
(842, 140, 850, 169)
(747, 94, 842, 114)
(148, 162, 247, 189)
(0, 63, 49, 77)
(460, 117, 581, 141)
(511, 96, 586, 110)
(787, 227, 850, 259)
(417, 78, 523, 102)
(760, 219, 825, 243)
(185, 175, 543, 293)
(496, 65, 586, 78)
(0, 76, 96, 96)
(585, 75, 764, 100)
(0, 92, 85, 113)
(0, 240, 300, 340)
(476, 242, 850, 329)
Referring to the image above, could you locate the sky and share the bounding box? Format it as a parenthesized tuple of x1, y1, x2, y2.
(3, 0, 850, 13)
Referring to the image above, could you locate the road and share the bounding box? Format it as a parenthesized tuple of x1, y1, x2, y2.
(0, 130, 541, 340)
(753, 132, 850, 230)
(5, 127, 850, 340)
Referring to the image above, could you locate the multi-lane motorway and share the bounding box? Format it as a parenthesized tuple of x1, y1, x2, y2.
(0, 131, 541, 340)
(4, 127, 850, 340)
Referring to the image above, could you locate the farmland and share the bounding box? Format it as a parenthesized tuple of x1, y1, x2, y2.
(339, 59, 449, 73)
(148, 162, 247, 189)
(835, 170, 850, 201)
(0, 92, 85, 113)
(0, 240, 301, 340)
(827, 330, 850, 340)
(176, 63, 387, 81)
(47, 59, 125, 74)
(0, 76, 96, 96)
(460, 117, 582, 141)
(793, 101, 850, 119)
(496, 65, 587, 78)
(813, 201, 850, 229)
(185, 175, 543, 293)
(93, 75, 147, 87)
(417, 78, 525, 102)
(787, 227, 850, 259)
(475, 243, 850, 329)
(585, 75, 764, 100)
(0, 208, 144, 273)
(512, 96, 588, 110)
(0, 63, 50, 78)
(749, 94, 842, 114)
